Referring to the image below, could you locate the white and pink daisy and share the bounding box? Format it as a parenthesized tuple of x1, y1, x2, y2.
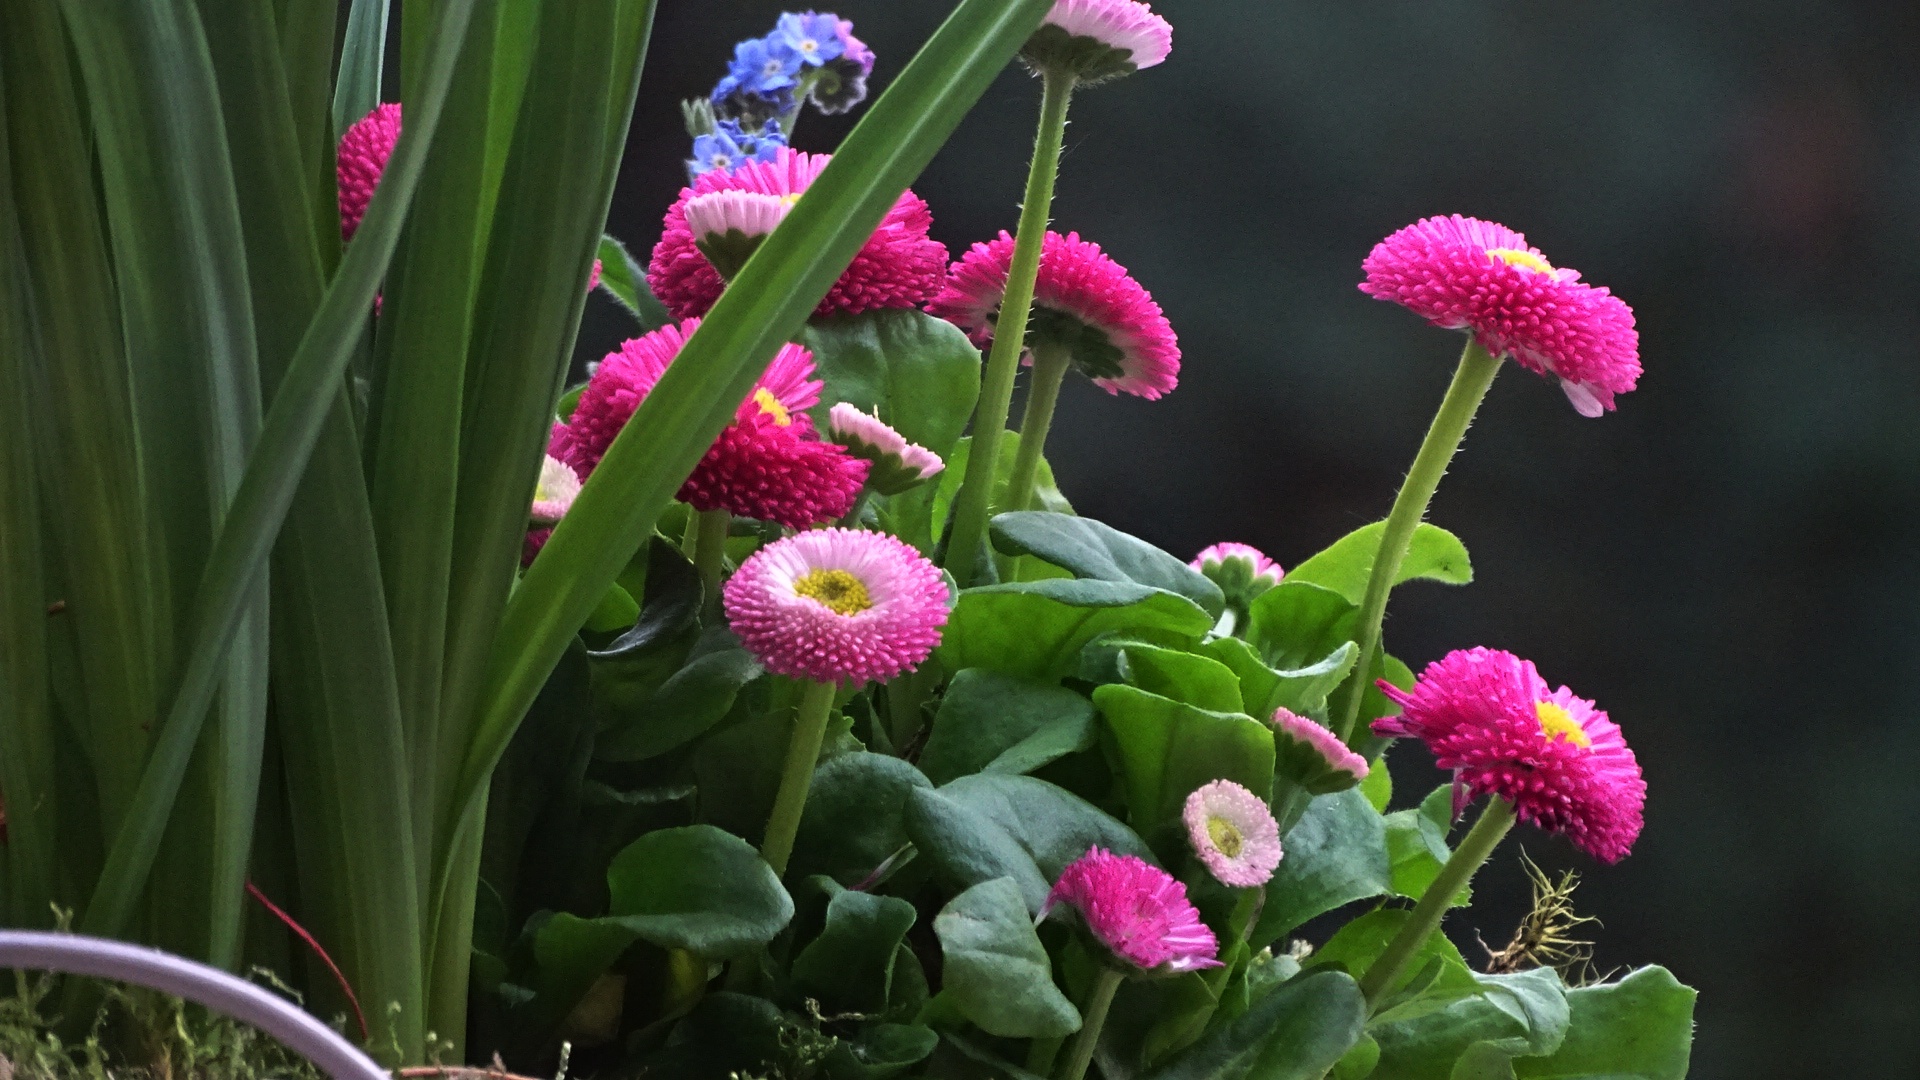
(1359, 215, 1641, 417)
(827, 403, 944, 496)
(1271, 708, 1371, 795)
(723, 528, 949, 685)
(1024, 0, 1173, 82)
(930, 230, 1179, 400)
(1182, 780, 1283, 888)
(682, 190, 798, 279)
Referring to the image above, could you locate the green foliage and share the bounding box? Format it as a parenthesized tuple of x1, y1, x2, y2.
(918, 668, 1098, 785)
(803, 308, 984, 460)
(1093, 684, 1275, 859)
(1252, 791, 1394, 948)
(1287, 522, 1474, 606)
(990, 512, 1226, 618)
(939, 579, 1214, 680)
(933, 877, 1082, 1039)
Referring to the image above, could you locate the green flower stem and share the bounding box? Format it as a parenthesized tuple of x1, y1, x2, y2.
(1356, 797, 1515, 1007)
(1334, 339, 1502, 743)
(943, 67, 1075, 588)
(838, 488, 876, 530)
(998, 343, 1072, 581)
(760, 679, 839, 877)
(1027, 1035, 1063, 1077)
(1059, 966, 1125, 1080)
(692, 508, 731, 600)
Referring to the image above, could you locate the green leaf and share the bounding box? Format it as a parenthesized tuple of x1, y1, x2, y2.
(792, 753, 932, 886)
(606, 825, 794, 955)
(791, 888, 919, 1013)
(1287, 522, 1473, 607)
(1369, 965, 1570, 1080)
(596, 233, 672, 330)
(822, 1024, 941, 1080)
(1251, 790, 1391, 948)
(933, 877, 1081, 1039)
(803, 308, 983, 460)
(918, 668, 1097, 785)
(1385, 786, 1469, 907)
(990, 512, 1224, 618)
(1511, 967, 1694, 1080)
(332, 0, 390, 136)
(1141, 970, 1367, 1080)
(594, 628, 761, 762)
(1360, 757, 1393, 813)
(906, 774, 1151, 913)
(1199, 636, 1359, 720)
(1248, 581, 1359, 672)
(1092, 684, 1274, 859)
(939, 579, 1214, 681)
(1117, 642, 1246, 713)
(464, 0, 1058, 893)
(584, 583, 641, 633)
(906, 430, 1071, 553)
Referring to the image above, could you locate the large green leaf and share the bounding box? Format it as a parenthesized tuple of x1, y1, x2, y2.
(332, 0, 390, 136)
(791, 888, 919, 1014)
(1368, 964, 1570, 1080)
(938, 579, 1214, 680)
(1115, 642, 1246, 713)
(803, 308, 983, 460)
(1251, 790, 1392, 949)
(593, 627, 762, 762)
(595, 233, 673, 329)
(1092, 684, 1275, 859)
(918, 668, 1097, 785)
(792, 753, 933, 886)
(1511, 967, 1695, 1080)
(1141, 971, 1368, 1080)
(1385, 785, 1470, 907)
(608, 825, 795, 954)
(1201, 636, 1358, 720)
(904, 430, 1071, 554)
(933, 877, 1080, 1039)
(906, 774, 1151, 914)
(990, 512, 1224, 618)
(467, 0, 1060, 849)
(1287, 522, 1473, 607)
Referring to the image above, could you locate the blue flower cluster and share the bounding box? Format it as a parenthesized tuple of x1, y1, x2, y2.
(686, 11, 877, 179)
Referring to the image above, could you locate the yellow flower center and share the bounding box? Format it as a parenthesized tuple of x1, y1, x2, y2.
(1206, 816, 1245, 858)
(780, 192, 803, 208)
(752, 387, 793, 426)
(1536, 701, 1591, 748)
(1488, 247, 1555, 275)
(793, 569, 873, 615)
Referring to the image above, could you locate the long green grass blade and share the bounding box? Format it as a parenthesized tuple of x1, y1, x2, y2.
(333, 0, 390, 137)
(74, 0, 485, 988)
(276, 0, 342, 262)
(0, 81, 63, 928)
(452, 0, 1054, 865)
(0, 0, 160, 871)
(428, 0, 649, 1046)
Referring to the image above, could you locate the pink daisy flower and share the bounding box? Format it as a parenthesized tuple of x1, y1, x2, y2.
(682, 190, 798, 280)
(1271, 708, 1371, 795)
(1025, 0, 1173, 82)
(551, 320, 867, 529)
(1374, 647, 1646, 863)
(1042, 848, 1220, 974)
(723, 528, 949, 685)
(648, 148, 948, 321)
(827, 403, 944, 496)
(522, 450, 584, 568)
(1358, 215, 1641, 417)
(1182, 780, 1283, 887)
(337, 103, 402, 241)
(930, 230, 1179, 400)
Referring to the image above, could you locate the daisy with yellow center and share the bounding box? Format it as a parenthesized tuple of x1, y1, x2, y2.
(1182, 779, 1282, 888)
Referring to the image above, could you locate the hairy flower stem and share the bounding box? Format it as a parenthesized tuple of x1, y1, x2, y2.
(760, 679, 839, 877)
(692, 508, 731, 600)
(838, 488, 876, 530)
(1059, 967, 1125, 1080)
(1356, 798, 1515, 1006)
(998, 344, 1072, 580)
(1334, 339, 1502, 743)
(943, 67, 1075, 588)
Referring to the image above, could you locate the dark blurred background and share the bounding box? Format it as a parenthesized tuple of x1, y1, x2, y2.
(581, 3, 1920, 1076)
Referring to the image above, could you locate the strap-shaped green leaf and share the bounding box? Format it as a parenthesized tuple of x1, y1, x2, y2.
(332, 0, 390, 137)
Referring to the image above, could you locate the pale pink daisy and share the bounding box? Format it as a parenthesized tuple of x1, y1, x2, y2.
(1359, 215, 1641, 417)
(1182, 780, 1283, 887)
(723, 528, 949, 685)
(827, 403, 944, 496)
(550, 320, 867, 528)
(1271, 708, 1371, 795)
(521, 454, 582, 568)
(337, 103, 402, 241)
(649, 148, 948, 321)
(1025, 0, 1173, 82)
(1375, 647, 1646, 863)
(930, 230, 1179, 400)
(1043, 848, 1220, 974)
(682, 190, 798, 279)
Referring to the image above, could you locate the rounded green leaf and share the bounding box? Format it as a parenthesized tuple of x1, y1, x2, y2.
(606, 824, 794, 956)
(1092, 684, 1275, 859)
(1287, 521, 1474, 606)
(918, 668, 1097, 785)
(989, 512, 1225, 618)
(802, 308, 983, 459)
(1252, 790, 1392, 949)
(934, 877, 1081, 1038)
(939, 579, 1214, 680)
(793, 752, 934, 884)
(791, 889, 919, 1013)
(1141, 970, 1368, 1080)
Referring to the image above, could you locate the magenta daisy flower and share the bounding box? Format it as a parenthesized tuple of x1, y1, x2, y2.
(337, 103, 402, 241)
(551, 320, 868, 529)
(1042, 848, 1220, 974)
(723, 528, 949, 685)
(1359, 215, 1641, 417)
(1271, 708, 1371, 795)
(649, 148, 948, 321)
(1182, 780, 1283, 887)
(1024, 0, 1173, 82)
(930, 230, 1179, 399)
(827, 403, 944, 495)
(1374, 647, 1646, 863)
